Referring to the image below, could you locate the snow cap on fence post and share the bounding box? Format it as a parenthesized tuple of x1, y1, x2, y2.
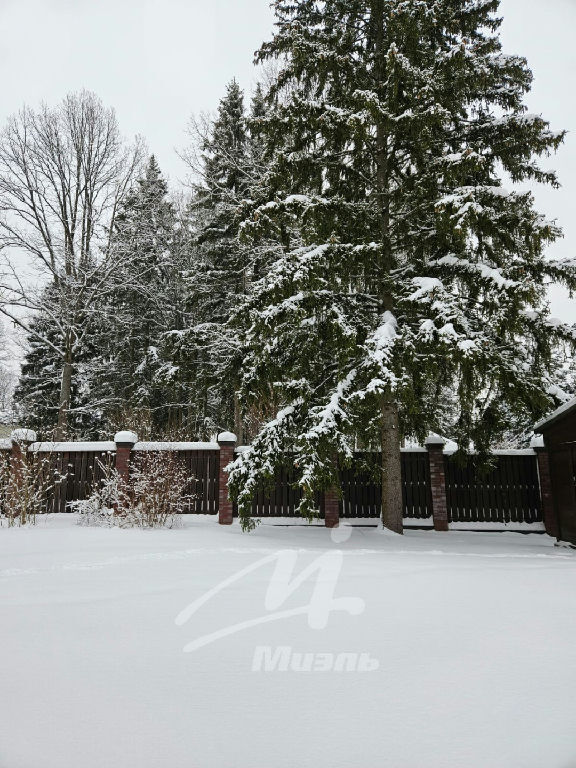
(530, 434, 558, 539)
(114, 430, 138, 445)
(425, 433, 449, 532)
(217, 431, 237, 444)
(10, 429, 36, 466)
(424, 433, 446, 447)
(10, 428, 37, 447)
(217, 432, 236, 525)
(114, 430, 138, 486)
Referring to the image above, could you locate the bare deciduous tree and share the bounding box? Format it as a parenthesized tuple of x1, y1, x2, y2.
(0, 91, 144, 438)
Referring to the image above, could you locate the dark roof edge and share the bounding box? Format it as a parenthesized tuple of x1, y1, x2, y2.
(534, 396, 576, 433)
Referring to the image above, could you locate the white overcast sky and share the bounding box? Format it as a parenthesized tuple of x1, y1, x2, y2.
(1, 0, 575, 321)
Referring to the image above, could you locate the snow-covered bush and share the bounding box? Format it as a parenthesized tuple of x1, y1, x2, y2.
(127, 452, 196, 528)
(72, 459, 125, 527)
(74, 452, 195, 528)
(0, 452, 65, 527)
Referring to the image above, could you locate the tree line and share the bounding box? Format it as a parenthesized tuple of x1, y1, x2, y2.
(1, 0, 576, 531)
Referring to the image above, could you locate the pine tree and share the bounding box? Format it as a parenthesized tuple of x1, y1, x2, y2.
(228, 0, 576, 531)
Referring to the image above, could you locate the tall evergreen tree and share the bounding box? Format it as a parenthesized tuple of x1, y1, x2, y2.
(14, 287, 103, 438)
(165, 80, 257, 440)
(13, 313, 61, 437)
(93, 156, 180, 434)
(228, 0, 576, 531)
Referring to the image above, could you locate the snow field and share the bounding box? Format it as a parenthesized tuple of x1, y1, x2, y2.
(1, 516, 575, 768)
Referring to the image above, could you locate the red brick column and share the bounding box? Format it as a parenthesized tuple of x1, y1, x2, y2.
(532, 438, 558, 539)
(218, 432, 237, 525)
(426, 435, 448, 532)
(324, 486, 340, 528)
(114, 430, 138, 487)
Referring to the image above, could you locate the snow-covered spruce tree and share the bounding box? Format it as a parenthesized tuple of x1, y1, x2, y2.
(94, 156, 182, 435)
(14, 313, 64, 437)
(164, 81, 259, 440)
(228, 0, 576, 532)
(14, 289, 103, 438)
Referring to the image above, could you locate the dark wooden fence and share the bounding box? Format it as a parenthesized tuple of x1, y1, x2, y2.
(248, 464, 309, 517)
(0, 438, 545, 529)
(247, 463, 326, 518)
(249, 450, 542, 526)
(340, 451, 431, 520)
(444, 452, 542, 525)
(43, 445, 116, 514)
(131, 447, 219, 514)
(19, 442, 220, 515)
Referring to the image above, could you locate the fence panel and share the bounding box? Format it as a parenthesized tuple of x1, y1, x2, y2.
(340, 451, 432, 520)
(249, 451, 432, 520)
(130, 448, 219, 514)
(3, 444, 219, 516)
(176, 449, 219, 514)
(43, 448, 116, 514)
(247, 464, 324, 517)
(444, 453, 542, 524)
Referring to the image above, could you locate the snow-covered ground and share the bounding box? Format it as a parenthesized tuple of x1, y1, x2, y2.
(1, 515, 576, 768)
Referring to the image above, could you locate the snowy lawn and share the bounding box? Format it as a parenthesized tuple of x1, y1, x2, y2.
(1, 515, 576, 768)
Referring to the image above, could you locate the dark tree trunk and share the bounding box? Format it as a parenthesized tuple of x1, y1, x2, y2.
(55, 345, 73, 440)
(234, 390, 244, 446)
(381, 395, 403, 533)
(373, 0, 403, 533)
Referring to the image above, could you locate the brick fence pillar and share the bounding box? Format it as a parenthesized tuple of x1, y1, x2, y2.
(531, 436, 558, 539)
(114, 430, 138, 487)
(324, 486, 340, 528)
(425, 434, 449, 532)
(217, 432, 237, 525)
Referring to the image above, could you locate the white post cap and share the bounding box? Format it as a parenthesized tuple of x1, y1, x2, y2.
(114, 430, 138, 444)
(530, 434, 545, 449)
(425, 433, 446, 447)
(11, 428, 37, 443)
(217, 431, 237, 443)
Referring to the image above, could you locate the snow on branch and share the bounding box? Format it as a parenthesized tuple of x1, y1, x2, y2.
(432, 255, 517, 291)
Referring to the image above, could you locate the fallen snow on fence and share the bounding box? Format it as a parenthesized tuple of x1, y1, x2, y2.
(30, 441, 117, 452)
(1, 516, 575, 768)
(28, 441, 221, 453)
(133, 441, 219, 451)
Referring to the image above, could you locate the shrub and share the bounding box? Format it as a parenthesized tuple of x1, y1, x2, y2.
(73, 451, 195, 528)
(0, 451, 65, 527)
